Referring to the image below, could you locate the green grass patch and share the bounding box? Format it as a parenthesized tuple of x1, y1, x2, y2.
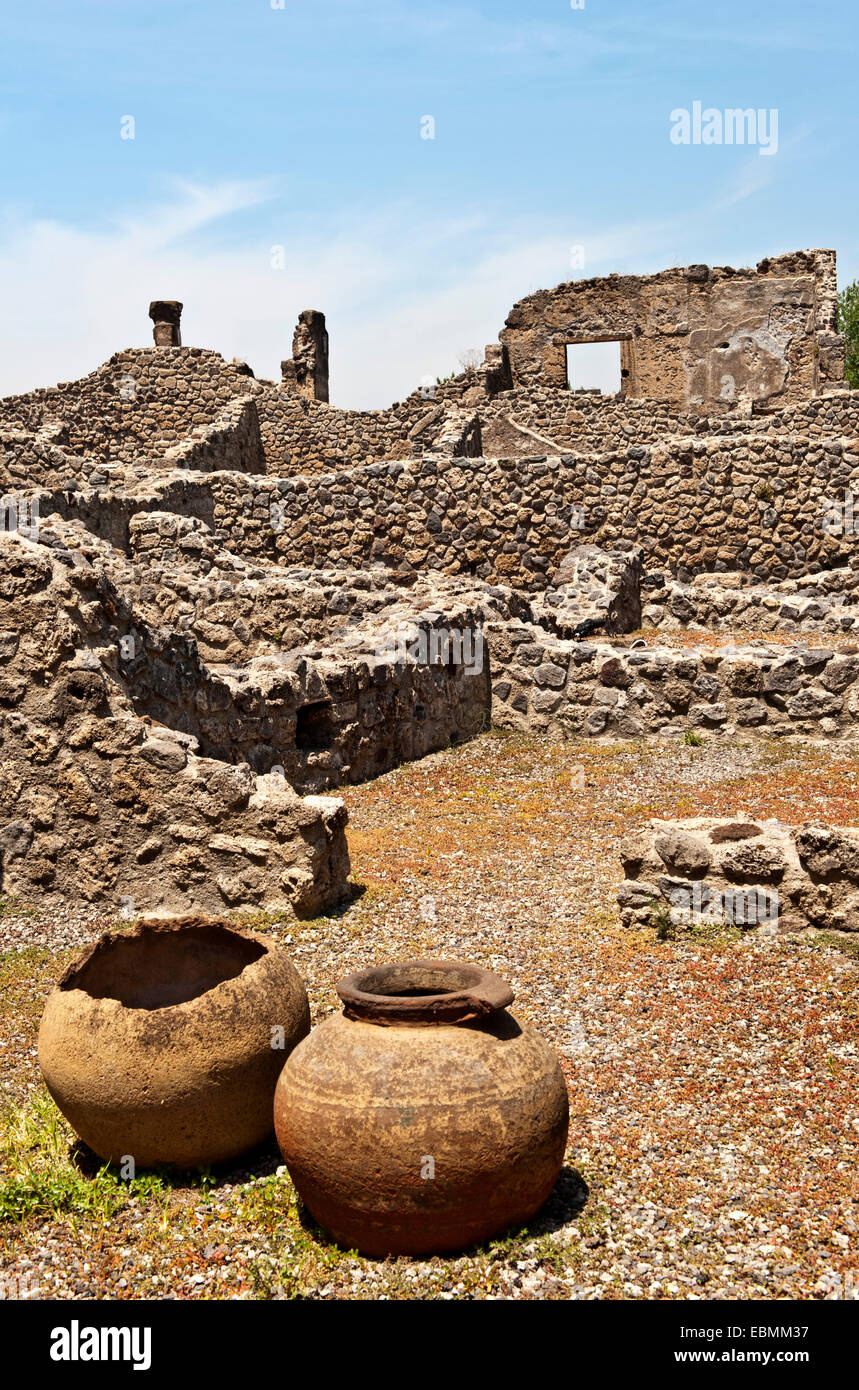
(807, 931, 859, 965)
(0, 896, 38, 920)
(0, 1093, 211, 1226)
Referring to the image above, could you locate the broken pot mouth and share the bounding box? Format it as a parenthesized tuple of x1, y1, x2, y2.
(57, 917, 268, 1012)
(337, 959, 515, 1026)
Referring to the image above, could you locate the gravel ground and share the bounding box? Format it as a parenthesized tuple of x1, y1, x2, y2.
(1, 731, 857, 1301)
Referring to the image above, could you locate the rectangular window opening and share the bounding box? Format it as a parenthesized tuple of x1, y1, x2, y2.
(566, 341, 623, 396)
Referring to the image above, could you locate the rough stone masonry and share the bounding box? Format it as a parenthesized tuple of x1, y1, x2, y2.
(1, 250, 856, 925)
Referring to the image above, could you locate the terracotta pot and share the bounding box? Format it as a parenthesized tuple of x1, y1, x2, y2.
(274, 959, 569, 1255)
(39, 915, 309, 1169)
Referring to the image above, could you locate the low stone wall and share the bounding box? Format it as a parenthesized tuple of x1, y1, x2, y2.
(0, 347, 489, 482)
(253, 373, 493, 473)
(642, 569, 859, 635)
(30, 473, 219, 553)
(115, 603, 491, 794)
(0, 426, 101, 495)
(480, 386, 859, 458)
(254, 391, 414, 473)
(617, 817, 859, 933)
(2, 527, 490, 798)
(124, 512, 525, 663)
(488, 632, 859, 740)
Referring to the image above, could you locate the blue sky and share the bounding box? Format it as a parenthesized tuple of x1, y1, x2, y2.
(0, 0, 856, 405)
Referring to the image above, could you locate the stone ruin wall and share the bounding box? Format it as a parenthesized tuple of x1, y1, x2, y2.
(3, 247, 859, 926)
(0, 533, 352, 916)
(618, 818, 859, 935)
(4, 361, 855, 508)
(489, 631, 859, 742)
(479, 385, 859, 458)
(0, 347, 483, 481)
(499, 250, 844, 411)
(140, 429, 856, 586)
(0, 350, 258, 467)
(10, 411, 859, 591)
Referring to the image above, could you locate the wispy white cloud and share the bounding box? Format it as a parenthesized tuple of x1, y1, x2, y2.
(0, 180, 669, 406)
(707, 125, 807, 212)
(111, 178, 278, 254)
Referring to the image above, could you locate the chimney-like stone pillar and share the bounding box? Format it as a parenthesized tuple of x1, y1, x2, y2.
(149, 300, 183, 348)
(281, 309, 329, 402)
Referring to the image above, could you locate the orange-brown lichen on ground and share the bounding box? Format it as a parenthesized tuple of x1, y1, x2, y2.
(0, 732, 857, 1299)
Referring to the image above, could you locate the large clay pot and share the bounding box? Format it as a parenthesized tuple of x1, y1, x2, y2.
(39, 916, 309, 1169)
(274, 959, 569, 1255)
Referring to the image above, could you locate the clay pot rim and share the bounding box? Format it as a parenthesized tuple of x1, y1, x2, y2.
(54, 915, 279, 1016)
(337, 959, 515, 1026)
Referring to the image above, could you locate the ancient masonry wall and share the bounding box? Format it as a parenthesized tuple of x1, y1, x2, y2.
(499, 250, 844, 410)
(0, 534, 351, 915)
(0, 350, 257, 466)
(115, 614, 490, 795)
(186, 428, 859, 584)
(253, 392, 412, 472)
(641, 569, 859, 636)
(211, 372, 484, 474)
(1, 328, 853, 486)
(13, 409, 859, 590)
(480, 387, 859, 458)
(1, 527, 489, 794)
(0, 347, 484, 480)
(617, 818, 859, 934)
(487, 633, 859, 741)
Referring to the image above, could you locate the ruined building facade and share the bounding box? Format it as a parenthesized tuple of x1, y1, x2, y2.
(1, 249, 857, 922)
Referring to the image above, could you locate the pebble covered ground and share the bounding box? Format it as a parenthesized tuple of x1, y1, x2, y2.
(1, 731, 857, 1301)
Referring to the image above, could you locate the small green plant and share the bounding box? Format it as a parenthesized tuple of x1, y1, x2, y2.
(806, 931, 859, 965)
(755, 481, 775, 503)
(683, 729, 703, 747)
(650, 900, 677, 941)
(0, 896, 37, 920)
